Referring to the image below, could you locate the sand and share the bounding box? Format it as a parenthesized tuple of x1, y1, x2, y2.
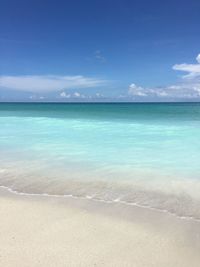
(0, 188, 200, 267)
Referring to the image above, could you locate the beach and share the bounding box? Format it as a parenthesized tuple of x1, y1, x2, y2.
(1, 0, 200, 264)
(1, 103, 200, 266)
(1, 0, 200, 262)
(1, 187, 200, 267)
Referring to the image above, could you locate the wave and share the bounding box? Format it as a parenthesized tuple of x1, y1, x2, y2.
(1, 167, 200, 222)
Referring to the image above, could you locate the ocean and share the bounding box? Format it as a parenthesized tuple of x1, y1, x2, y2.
(0, 102, 200, 219)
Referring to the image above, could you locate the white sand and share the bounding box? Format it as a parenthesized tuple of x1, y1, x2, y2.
(0, 188, 200, 267)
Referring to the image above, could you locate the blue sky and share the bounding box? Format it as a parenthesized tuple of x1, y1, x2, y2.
(0, 0, 200, 101)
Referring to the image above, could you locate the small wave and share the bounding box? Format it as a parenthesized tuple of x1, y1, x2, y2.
(1, 164, 200, 222)
(1, 182, 200, 223)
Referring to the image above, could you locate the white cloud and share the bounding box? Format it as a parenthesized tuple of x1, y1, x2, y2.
(0, 75, 105, 93)
(172, 54, 200, 79)
(128, 84, 171, 98)
(128, 82, 200, 100)
(129, 54, 200, 100)
(29, 95, 46, 100)
(196, 54, 200, 64)
(128, 82, 200, 99)
(170, 54, 200, 97)
(59, 91, 94, 99)
(128, 84, 147, 96)
(60, 91, 71, 98)
(74, 92, 81, 97)
(95, 92, 103, 97)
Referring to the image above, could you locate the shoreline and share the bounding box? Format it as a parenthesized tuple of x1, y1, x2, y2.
(1, 187, 200, 266)
(1, 183, 200, 223)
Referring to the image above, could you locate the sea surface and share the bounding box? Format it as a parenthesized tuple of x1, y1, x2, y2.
(0, 103, 200, 219)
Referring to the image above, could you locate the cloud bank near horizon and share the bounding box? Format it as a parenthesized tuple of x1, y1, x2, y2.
(1, 54, 200, 101)
(0, 75, 105, 93)
(128, 54, 200, 100)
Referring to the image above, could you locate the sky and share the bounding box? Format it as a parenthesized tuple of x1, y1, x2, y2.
(0, 0, 200, 102)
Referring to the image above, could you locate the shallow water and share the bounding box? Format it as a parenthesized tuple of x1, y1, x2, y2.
(0, 103, 200, 219)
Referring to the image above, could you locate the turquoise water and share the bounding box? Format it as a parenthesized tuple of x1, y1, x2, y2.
(0, 103, 200, 219)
